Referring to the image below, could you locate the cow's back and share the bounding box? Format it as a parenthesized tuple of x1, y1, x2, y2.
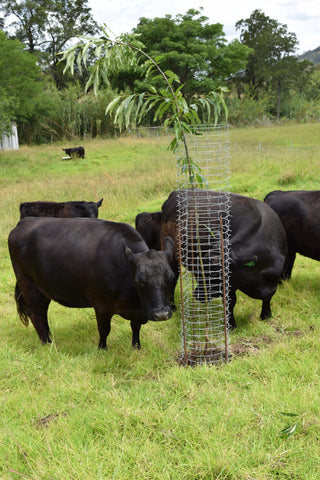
(19, 199, 103, 219)
(162, 189, 286, 254)
(265, 190, 320, 259)
(230, 193, 287, 258)
(135, 212, 162, 250)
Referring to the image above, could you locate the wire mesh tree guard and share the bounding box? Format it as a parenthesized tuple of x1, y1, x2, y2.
(176, 124, 231, 366)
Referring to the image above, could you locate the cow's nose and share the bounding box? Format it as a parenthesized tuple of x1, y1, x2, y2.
(153, 308, 172, 321)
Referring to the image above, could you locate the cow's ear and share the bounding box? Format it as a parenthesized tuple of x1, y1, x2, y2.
(124, 246, 134, 262)
(164, 236, 175, 261)
(124, 245, 139, 266)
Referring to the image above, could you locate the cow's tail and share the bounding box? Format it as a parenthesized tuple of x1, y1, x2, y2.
(14, 283, 29, 326)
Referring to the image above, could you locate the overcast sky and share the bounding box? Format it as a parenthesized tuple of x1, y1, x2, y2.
(87, 0, 319, 55)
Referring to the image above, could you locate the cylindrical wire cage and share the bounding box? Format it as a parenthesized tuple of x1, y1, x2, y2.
(176, 124, 231, 366)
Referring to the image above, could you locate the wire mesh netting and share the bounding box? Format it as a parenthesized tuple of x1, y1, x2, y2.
(176, 124, 231, 366)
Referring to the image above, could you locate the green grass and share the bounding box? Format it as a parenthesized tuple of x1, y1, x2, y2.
(1, 123, 320, 479)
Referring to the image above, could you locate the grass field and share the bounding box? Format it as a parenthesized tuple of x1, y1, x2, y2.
(1, 123, 320, 479)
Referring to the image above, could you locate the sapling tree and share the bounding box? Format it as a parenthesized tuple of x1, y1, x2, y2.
(60, 24, 228, 186)
(61, 27, 230, 363)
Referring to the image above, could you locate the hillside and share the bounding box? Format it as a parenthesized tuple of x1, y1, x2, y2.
(298, 45, 320, 65)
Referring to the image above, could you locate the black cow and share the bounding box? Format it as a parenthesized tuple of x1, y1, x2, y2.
(264, 189, 320, 279)
(19, 198, 103, 219)
(63, 146, 85, 158)
(136, 189, 288, 329)
(135, 212, 162, 250)
(8, 217, 175, 349)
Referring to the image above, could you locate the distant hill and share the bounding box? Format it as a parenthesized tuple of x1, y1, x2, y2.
(298, 46, 320, 65)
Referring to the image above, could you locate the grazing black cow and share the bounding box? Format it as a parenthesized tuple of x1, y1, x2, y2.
(135, 212, 162, 250)
(8, 217, 175, 349)
(264, 189, 320, 279)
(19, 198, 103, 219)
(136, 189, 287, 329)
(62, 146, 85, 158)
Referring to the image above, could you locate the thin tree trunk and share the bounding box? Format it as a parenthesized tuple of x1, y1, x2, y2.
(277, 79, 282, 118)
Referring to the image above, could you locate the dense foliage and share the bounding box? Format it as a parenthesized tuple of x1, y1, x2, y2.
(132, 8, 251, 98)
(0, 30, 51, 138)
(235, 9, 314, 117)
(0, 0, 98, 87)
(0, 3, 319, 144)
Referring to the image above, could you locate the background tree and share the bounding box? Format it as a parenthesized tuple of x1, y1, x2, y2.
(0, 0, 99, 88)
(132, 8, 251, 98)
(0, 29, 52, 140)
(235, 9, 312, 116)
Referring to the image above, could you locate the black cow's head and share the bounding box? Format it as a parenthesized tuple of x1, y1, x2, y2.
(80, 198, 103, 218)
(125, 237, 175, 321)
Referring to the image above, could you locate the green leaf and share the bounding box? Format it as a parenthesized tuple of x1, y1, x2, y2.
(164, 70, 180, 84)
(196, 174, 208, 188)
(202, 225, 215, 237)
(279, 412, 299, 417)
(279, 422, 299, 439)
(168, 136, 178, 152)
(105, 96, 122, 116)
(244, 260, 255, 267)
(153, 99, 172, 122)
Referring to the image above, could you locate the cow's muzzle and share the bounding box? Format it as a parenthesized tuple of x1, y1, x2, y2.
(152, 307, 172, 321)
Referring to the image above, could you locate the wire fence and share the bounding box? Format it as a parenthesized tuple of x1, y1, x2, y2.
(175, 124, 231, 366)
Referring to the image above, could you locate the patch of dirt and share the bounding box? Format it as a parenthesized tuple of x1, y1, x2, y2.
(230, 335, 273, 357)
(177, 345, 229, 367)
(35, 412, 68, 428)
(176, 325, 311, 366)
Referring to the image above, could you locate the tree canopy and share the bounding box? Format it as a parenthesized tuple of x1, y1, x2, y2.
(131, 8, 251, 97)
(235, 9, 313, 116)
(0, 30, 48, 135)
(0, 0, 98, 87)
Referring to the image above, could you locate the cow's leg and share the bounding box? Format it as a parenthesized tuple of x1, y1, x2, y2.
(228, 289, 237, 330)
(281, 249, 296, 280)
(130, 320, 142, 349)
(16, 277, 51, 344)
(260, 294, 273, 320)
(30, 308, 51, 344)
(94, 309, 112, 350)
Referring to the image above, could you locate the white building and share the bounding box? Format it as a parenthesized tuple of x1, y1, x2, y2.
(0, 124, 19, 150)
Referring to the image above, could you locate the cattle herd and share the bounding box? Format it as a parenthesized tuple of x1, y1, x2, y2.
(7, 189, 320, 351)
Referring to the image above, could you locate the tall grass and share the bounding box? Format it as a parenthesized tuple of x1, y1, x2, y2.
(1, 123, 320, 479)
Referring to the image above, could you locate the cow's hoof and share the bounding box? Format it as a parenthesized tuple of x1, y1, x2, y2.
(132, 343, 141, 350)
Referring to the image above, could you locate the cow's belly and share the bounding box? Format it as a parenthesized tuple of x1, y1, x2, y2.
(232, 269, 279, 300)
(34, 273, 93, 308)
(295, 243, 320, 261)
(239, 283, 277, 300)
(38, 285, 92, 308)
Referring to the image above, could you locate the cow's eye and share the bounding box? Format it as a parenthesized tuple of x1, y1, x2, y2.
(136, 275, 146, 288)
